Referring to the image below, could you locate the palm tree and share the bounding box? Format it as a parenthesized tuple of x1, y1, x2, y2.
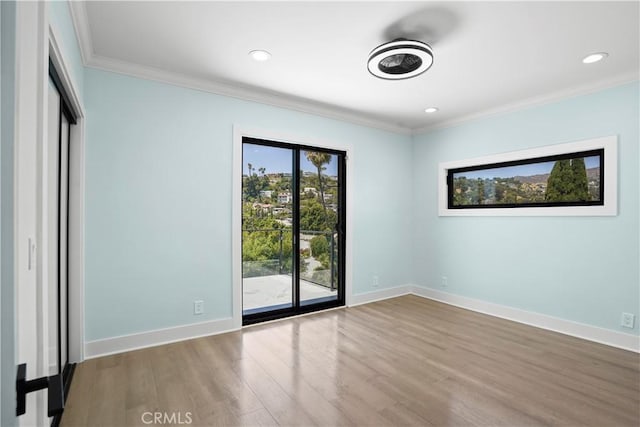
(305, 151, 332, 213)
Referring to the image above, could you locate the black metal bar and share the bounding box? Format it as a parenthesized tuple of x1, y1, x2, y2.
(16, 363, 64, 417)
(16, 364, 27, 416)
(292, 148, 300, 309)
(278, 229, 283, 274)
(330, 233, 335, 291)
(337, 152, 347, 306)
(47, 374, 64, 417)
(48, 58, 78, 124)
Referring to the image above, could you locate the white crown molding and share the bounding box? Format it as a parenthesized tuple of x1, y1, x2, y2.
(67, 2, 410, 136)
(413, 71, 640, 135)
(68, 0, 411, 137)
(48, 23, 85, 116)
(67, 0, 92, 66)
(85, 53, 411, 135)
(68, 3, 637, 137)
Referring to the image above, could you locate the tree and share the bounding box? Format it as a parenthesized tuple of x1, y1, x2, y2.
(310, 234, 329, 257)
(545, 159, 574, 202)
(305, 151, 332, 213)
(495, 182, 506, 203)
(242, 207, 299, 276)
(453, 177, 470, 206)
(546, 158, 590, 202)
(476, 178, 485, 205)
(244, 164, 270, 201)
(570, 158, 590, 201)
(300, 199, 335, 231)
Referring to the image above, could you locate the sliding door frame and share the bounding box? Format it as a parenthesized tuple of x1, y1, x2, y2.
(240, 137, 346, 325)
(232, 127, 354, 329)
(48, 13, 85, 366)
(49, 61, 76, 402)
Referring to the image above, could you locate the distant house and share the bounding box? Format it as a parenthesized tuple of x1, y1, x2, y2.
(272, 207, 291, 215)
(252, 203, 272, 214)
(278, 192, 292, 203)
(303, 187, 317, 195)
(259, 190, 273, 198)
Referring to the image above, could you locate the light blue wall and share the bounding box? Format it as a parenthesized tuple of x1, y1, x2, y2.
(85, 69, 638, 342)
(84, 68, 413, 341)
(412, 82, 640, 335)
(1, 1, 16, 425)
(48, 0, 84, 99)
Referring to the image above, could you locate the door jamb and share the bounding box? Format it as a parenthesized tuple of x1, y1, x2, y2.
(12, 4, 84, 424)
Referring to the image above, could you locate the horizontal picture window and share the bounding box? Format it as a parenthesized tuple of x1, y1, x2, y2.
(447, 149, 604, 209)
(438, 135, 617, 217)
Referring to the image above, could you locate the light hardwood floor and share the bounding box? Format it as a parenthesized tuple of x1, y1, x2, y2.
(61, 295, 640, 426)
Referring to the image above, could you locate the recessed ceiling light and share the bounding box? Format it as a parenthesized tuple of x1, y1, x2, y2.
(367, 39, 434, 80)
(424, 107, 439, 113)
(582, 52, 608, 64)
(249, 50, 271, 62)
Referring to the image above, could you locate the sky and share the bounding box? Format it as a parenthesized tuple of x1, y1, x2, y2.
(454, 156, 600, 180)
(243, 143, 338, 176)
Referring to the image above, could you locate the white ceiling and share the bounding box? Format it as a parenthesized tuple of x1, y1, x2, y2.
(72, 1, 639, 134)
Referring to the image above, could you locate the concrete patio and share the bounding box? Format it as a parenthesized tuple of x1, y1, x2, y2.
(243, 274, 337, 312)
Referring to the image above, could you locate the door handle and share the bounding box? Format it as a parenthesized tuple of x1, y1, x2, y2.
(16, 363, 64, 417)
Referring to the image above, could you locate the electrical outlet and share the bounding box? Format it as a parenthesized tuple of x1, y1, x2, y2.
(372, 275, 379, 288)
(194, 300, 204, 315)
(621, 312, 635, 329)
(441, 276, 448, 288)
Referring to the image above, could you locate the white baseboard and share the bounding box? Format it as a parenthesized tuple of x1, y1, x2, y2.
(84, 285, 639, 359)
(411, 285, 640, 353)
(84, 317, 237, 359)
(85, 285, 412, 359)
(349, 285, 412, 307)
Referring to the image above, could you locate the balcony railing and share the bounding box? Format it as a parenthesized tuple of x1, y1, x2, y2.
(242, 228, 337, 290)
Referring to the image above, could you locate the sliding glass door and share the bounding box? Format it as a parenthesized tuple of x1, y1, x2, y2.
(242, 137, 345, 324)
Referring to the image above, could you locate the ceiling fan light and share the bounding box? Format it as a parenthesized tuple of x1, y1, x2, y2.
(249, 50, 271, 62)
(367, 39, 433, 80)
(582, 52, 608, 64)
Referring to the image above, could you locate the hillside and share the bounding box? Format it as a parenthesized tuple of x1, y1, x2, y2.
(514, 167, 600, 184)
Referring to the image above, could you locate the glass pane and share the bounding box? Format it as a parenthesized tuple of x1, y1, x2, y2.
(60, 114, 70, 369)
(242, 143, 294, 314)
(299, 151, 339, 306)
(47, 79, 60, 376)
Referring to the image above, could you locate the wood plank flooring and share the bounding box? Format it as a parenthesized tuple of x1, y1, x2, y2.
(61, 295, 640, 426)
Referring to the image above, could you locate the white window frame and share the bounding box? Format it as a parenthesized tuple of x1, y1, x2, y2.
(438, 135, 617, 216)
